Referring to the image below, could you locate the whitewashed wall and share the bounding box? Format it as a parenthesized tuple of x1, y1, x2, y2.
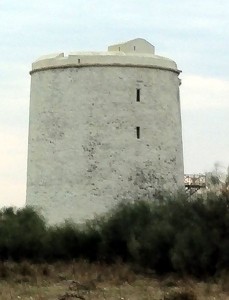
(27, 42, 184, 224)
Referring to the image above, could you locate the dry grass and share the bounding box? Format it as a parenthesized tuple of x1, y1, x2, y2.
(0, 261, 228, 300)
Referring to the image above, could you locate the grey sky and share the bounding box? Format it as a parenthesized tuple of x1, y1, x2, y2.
(0, 0, 228, 207)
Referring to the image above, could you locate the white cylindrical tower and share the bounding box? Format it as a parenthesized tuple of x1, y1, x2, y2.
(26, 38, 184, 224)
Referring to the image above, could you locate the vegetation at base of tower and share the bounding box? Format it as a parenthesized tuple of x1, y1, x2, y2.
(0, 191, 228, 278)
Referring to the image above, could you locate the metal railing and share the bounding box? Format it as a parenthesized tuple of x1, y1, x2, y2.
(184, 174, 206, 196)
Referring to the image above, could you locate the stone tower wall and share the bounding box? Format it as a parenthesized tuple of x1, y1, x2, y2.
(27, 40, 184, 224)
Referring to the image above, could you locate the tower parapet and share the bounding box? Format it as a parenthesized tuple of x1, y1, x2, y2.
(31, 39, 180, 75)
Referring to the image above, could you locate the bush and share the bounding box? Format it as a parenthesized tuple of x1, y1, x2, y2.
(0, 191, 228, 277)
(43, 222, 82, 260)
(96, 192, 228, 276)
(0, 207, 46, 261)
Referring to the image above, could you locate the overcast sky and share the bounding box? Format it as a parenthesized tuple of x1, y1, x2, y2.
(0, 0, 228, 207)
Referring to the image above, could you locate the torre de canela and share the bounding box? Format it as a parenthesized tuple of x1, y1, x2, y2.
(26, 38, 184, 224)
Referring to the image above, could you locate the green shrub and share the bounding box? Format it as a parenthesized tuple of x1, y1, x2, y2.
(0, 191, 228, 277)
(0, 207, 46, 261)
(43, 222, 81, 260)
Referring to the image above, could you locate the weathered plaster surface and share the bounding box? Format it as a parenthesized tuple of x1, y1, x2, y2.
(27, 39, 184, 224)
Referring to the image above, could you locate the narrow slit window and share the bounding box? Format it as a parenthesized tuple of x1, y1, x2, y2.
(134, 46, 136, 51)
(118, 47, 121, 51)
(78, 59, 81, 63)
(136, 126, 140, 139)
(136, 89, 140, 102)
